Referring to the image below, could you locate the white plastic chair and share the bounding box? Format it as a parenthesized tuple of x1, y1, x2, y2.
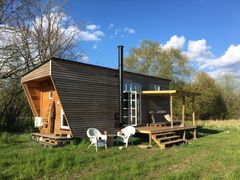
(164, 114, 172, 122)
(164, 114, 181, 126)
(117, 126, 136, 148)
(86, 128, 107, 152)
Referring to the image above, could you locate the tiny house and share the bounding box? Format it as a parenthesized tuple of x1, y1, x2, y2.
(21, 57, 171, 140)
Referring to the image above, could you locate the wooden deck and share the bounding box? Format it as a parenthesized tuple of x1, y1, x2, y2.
(135, 125, 197, 149)
(31, 133, 72, 147)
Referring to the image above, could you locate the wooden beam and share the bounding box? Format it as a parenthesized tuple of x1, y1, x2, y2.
(22, 83, 38, 116)
(170, 95, 173, 128)
(142, 90, 176, 96)
(182, 95, 186, 127)
(192, 96, 196, 126)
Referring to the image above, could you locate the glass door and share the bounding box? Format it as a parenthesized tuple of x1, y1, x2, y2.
(123, 91, 141, 126)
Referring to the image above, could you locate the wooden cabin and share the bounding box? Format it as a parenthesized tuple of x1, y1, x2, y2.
(22, 56, 198, 148)
(21, 58, 173, 142)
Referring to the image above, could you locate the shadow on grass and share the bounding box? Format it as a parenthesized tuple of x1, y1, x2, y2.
(132, 134, 150, 145)
(196, 126, 222, 138)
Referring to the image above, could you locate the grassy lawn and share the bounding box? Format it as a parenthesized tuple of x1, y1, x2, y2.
(1, 120, 240, 179)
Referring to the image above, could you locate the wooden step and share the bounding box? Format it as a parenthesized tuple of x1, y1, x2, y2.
(157, 135, 180, 142)
(159, 139, 186, 149)
(153, 132, 175, 137)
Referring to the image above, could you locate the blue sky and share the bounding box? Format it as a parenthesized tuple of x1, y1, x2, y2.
(65, 0, 240, 78)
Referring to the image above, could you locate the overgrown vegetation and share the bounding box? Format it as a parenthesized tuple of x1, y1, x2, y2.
(1, 121, 240, 179)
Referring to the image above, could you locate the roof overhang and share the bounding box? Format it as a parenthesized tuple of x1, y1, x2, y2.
(142, 90, 200, 97)
(142, 90, 176, 96)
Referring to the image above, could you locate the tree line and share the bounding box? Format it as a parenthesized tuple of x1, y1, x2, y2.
(124, 40, 240, 120)
(0, 1, 239, 132)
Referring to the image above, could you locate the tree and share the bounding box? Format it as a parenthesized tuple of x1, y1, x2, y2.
(0, 0, 81, 80)
(124, 40, 192, 81)
(0, 0, 82, 131)
(191, 72, 227, 120)
(0, 0, 20, 25)
(216, 73, 240, 119)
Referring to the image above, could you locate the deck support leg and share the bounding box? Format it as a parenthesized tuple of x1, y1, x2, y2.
(183, 130, 186, 140)
(149, 132, 152, 147)
(182, 95, 186, 127)
(193, 129, 197, 139)
(192, 96, 196, 126)
(170, 95, 173, 128)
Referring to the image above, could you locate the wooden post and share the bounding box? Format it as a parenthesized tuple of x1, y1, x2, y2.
(149, 132, 152, 147)
(193, 129, 197, 139)
(192, 96, 196, 126)
(170, 95, 173, 128)
(182, 95, 185, 127)
(183, 130, 186, 140)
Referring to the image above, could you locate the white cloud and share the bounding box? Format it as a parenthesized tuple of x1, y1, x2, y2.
(112, 27, 136, 38)
(78, 31, 99, 41)
(92, 43, 97, 49)
(114, 28, 121, 36)
(33, 12, 105, 43)
(81, 54, 89, 63)
(0, 11, 82, 49)
(160, 36, 240, 78)
(78, 24, 104, 41)
(124, 27, 136, 34)
(186, 39, 214, 64)
(199, 44, 240, 78)
(108, 23, 114, 29)
(162, 35, 185, 50)
(86, 24, 99, 31)
(182, 38, 240, 78)
(93, 30, 104, 36)
(203, 44, 240, 68)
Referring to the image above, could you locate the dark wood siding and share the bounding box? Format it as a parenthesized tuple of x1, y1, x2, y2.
(124, 72, 169, 90)
(21, 61, 51, 83)
(22, 58, 170, 138)
(51, 60, 119, 137)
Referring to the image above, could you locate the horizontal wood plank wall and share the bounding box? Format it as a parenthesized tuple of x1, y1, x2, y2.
(51, 60, 119, 137)
(21, 61, 51, 83)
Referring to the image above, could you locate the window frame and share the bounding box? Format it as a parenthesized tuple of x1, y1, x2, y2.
(49, 90, 53, 100)
(60, 108, 69, 129)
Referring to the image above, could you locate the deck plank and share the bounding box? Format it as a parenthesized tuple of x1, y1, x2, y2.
(136, 125, 197, 134)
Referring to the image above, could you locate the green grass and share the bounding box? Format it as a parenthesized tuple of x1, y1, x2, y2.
(1, 121, 240, 179)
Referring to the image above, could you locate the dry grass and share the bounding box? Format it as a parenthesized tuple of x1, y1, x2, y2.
(197, 119, 240, 129)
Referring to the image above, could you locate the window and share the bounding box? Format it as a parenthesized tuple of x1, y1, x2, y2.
(124, 80, 141, 92)
(61, 108, 69, 129)
(154, 84, 161, 90)
(49, 91, 53, 99)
